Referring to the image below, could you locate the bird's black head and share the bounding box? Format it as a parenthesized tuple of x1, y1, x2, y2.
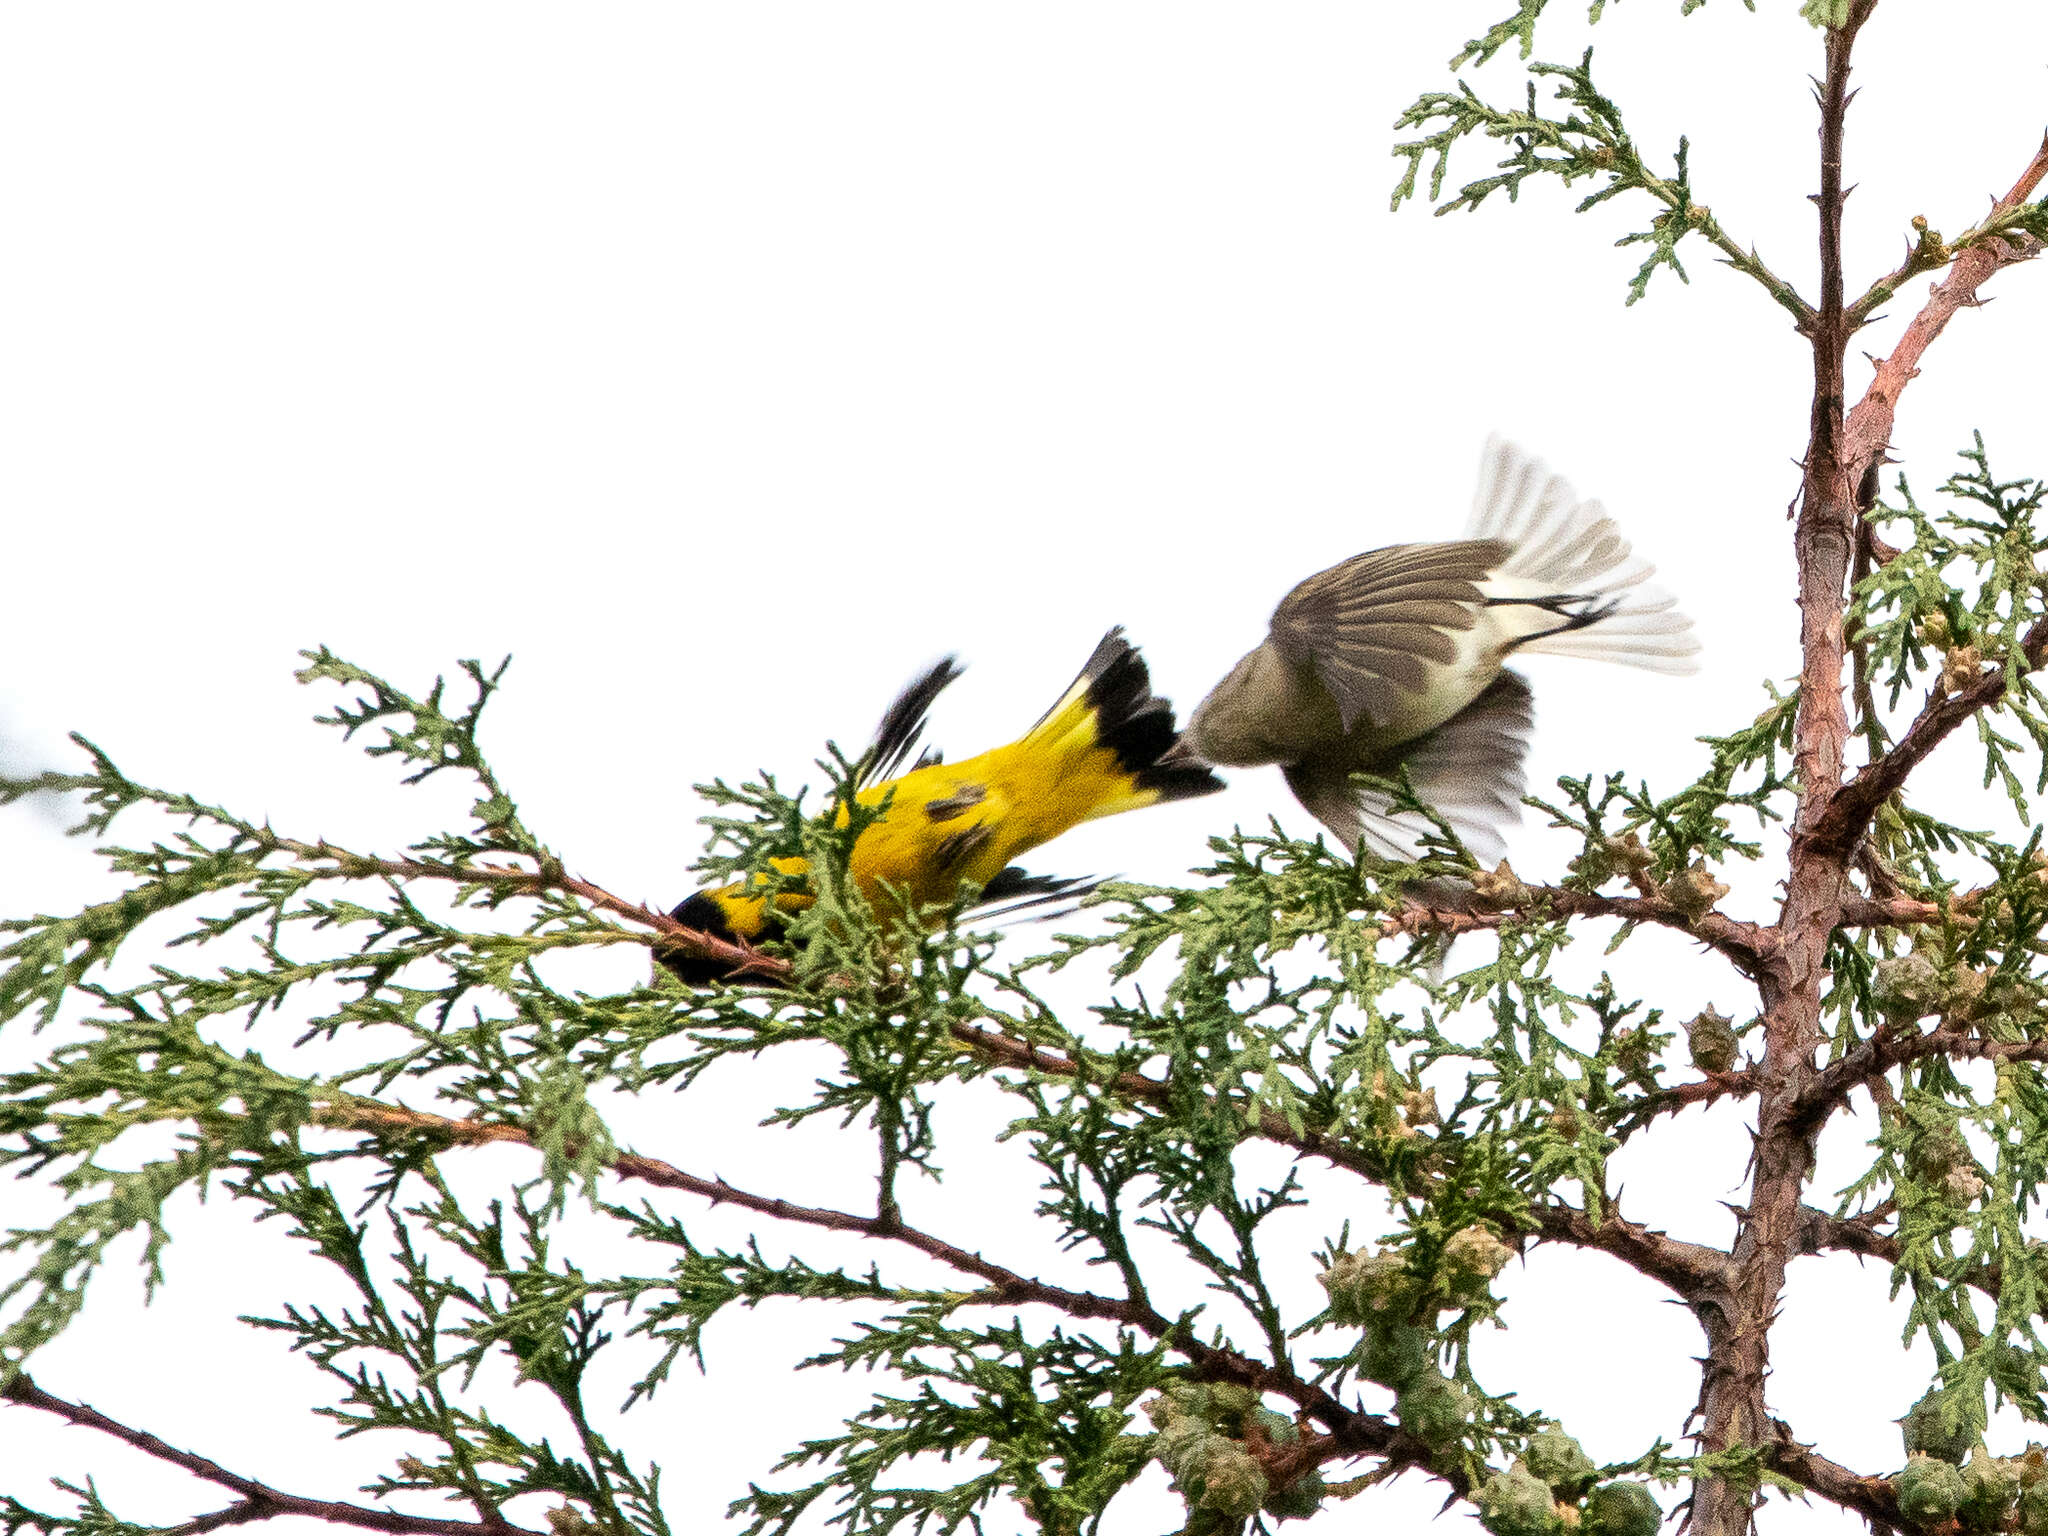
(658, 891, 747, 985)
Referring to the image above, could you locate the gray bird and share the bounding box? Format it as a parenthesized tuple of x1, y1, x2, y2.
(1179, 437, 1699, 864)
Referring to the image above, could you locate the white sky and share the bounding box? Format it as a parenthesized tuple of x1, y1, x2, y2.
(3, 5, 2047, 1534)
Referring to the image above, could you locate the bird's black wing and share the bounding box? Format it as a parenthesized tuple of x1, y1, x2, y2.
(862, 657, 965, 788)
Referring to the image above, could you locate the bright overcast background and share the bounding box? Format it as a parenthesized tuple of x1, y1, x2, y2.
(3, 5, 2047, 1534)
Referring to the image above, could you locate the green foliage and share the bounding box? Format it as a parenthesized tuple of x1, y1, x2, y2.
(1394, 44, 1802, 311)
(0, 628, 1738, 1532)
(5, 429, 2047, 1529)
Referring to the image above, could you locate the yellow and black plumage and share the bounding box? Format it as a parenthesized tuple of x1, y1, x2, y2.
(661, 629, 1224, 984)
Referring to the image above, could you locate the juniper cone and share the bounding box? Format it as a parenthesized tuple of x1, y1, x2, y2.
(1394, 1369, 1473, 1444)
(1895, 1457, 1967, 1527)
(1475, 1463, 1565, 1536)
(2022, 1479, 2048, 1536)
(1263, 1465, 1328, 1522)
(1181, 1439, 1268, 1520)
(1356, 1320, 1429, 1389)
(1873, 952, 1943, 1023)
(1686, 1006, 1740, 1074)
(1958, 1453, 2021, 1530)
(1522, 1426, 1599, 1499)
(1902, 1386, 1988, 1464)
(1318, 1247, 1413, 1325)
(1440, 1224, 1515, 1300)
(1582, 1482, 1663, 1536)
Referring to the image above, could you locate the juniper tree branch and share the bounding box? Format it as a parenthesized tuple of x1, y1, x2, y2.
(314, 1098, 1156, 1332)
(244, 832, 1782, 986)
(311, 1100, 1429, 1487)
(1847, 135, 2048, 324)
(1766, 1418, 1903, 1535)
(1793, 1200, 1898, 1265)
(1795, 1020, 2048, 1123)
(1383, 886, 1778, 972)
(1613, 1066, 1761, 1133)
(1700, 11, 1881, 1534)
(241, 833, 789, 979)
(1805, 614, 2048, 857)
(1840, 130, 2048, 477)
(1799, 1203, 2006, 1304)
(950, 1027, 1735, 1297)
(0, 1374, 535, 1536)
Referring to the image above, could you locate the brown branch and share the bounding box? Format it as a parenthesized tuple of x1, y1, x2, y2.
(949, 1026, 1734, 1298)
(1799, 1201, 2007, 1305)
(1767, 1419, 1903, 1535)
(0, 1373, 534, 1536)
(1807, 614, 2048, 856)
(1694, 11, 1879, 1534)
(1841, 130, 2048, 484)
(1797, 1020, 2048, 1123)
(1386, 886, 1778, 973)
(316, 1098, 1156, 1332)
(249, 834, 792, 981)
(1793, 1200, 1896, 1264)
(312, 1100, 1430, 1487)
(1528, 1202, 1735, 1298)
(1614, 1067, 1761, 1132)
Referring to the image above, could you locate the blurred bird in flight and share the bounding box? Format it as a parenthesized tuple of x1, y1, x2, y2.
(660, 631, 1222, 983)
(1177, 436, 1699, 867)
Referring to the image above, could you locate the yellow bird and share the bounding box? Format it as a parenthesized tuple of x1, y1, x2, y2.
(661, 629, 1224, 983)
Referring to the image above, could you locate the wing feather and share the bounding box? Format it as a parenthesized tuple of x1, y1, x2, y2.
(1282, 669, 1534, 864)
(1268, 540, 1506, 730)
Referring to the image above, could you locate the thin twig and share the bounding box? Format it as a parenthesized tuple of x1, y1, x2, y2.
(1840, 130, 2048, 490)
(310, 1100, 1423, 1485)
(1806, 614, 2048, 856)
(1767, 1418, 1903, 1534)
(0, 1374, 535, 1536)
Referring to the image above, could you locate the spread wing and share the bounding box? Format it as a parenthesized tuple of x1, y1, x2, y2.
(1282, 668, 1534, 864)
(1267, 540, 1507, 732)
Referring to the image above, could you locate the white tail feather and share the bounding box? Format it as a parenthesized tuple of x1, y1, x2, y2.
(1466, 436, 1702, 675)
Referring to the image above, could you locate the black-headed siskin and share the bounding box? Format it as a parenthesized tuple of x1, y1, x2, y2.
(662, 629, 1222, 984)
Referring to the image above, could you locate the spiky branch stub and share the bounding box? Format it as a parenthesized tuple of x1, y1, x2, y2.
(8, 8, 2048, 1536)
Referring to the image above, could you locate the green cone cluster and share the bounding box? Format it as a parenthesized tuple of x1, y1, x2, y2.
(1321, 1225, 1514, 1335)
(1882, 1444, 2048, 1532)
(1145, 1383, 1325, 1525)
(1356, 1319, 1429, 1390)
(1957, 1450, 2022, 1531)
(1522, 1426, 1599, 1500)
(1663, 861, 1730, 923)
(1472, 1429, 1659, 1536)
(2022, 1474, 2048, 1536)
(1874, 953, 1943, 1025)
(1887, 1446, 2048, 1532)
(1474, 1463, 1560, 1536)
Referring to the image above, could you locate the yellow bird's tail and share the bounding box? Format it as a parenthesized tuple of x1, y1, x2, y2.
(1016, 628, 1228, 820)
